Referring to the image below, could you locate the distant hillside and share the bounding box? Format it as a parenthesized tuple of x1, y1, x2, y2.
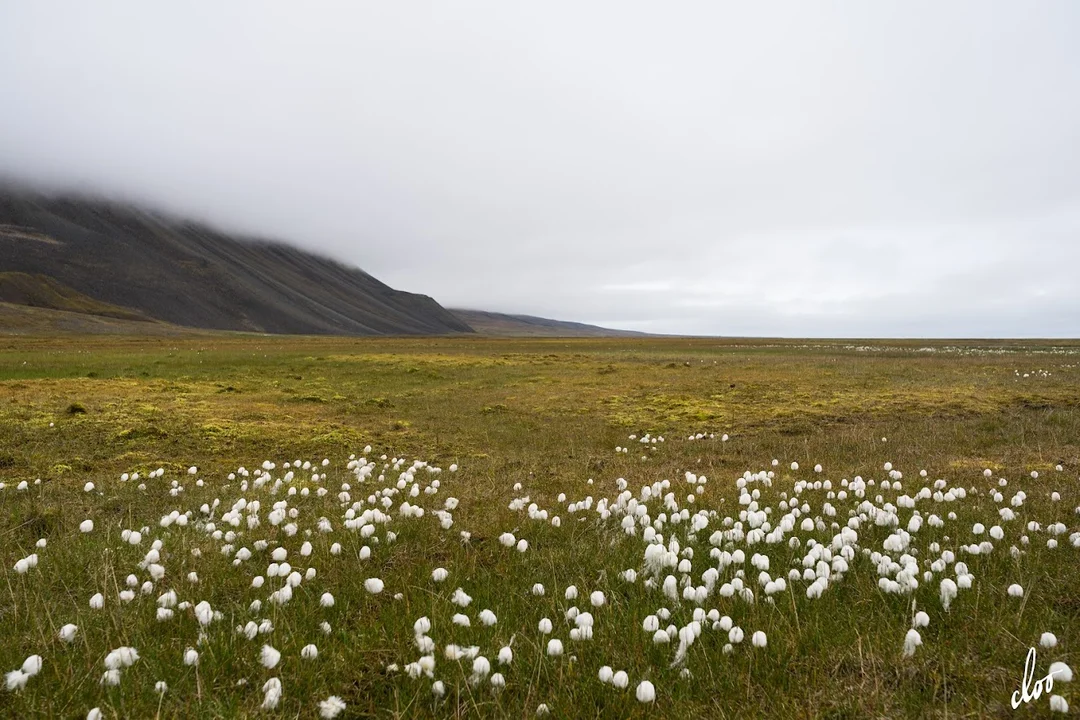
(450, 308, 647, 337)
(0, 191, 474, 336)
(0, 301, 190, 336)
(0, 271, 152, 322)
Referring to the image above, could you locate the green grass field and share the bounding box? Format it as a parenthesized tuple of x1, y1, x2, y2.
(3, 334, 1080, 718)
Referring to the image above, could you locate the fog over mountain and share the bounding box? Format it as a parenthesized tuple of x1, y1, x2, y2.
(2, 2, 1079, 337)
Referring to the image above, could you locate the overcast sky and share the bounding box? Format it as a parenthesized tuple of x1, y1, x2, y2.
(2, 2, 1079, 337)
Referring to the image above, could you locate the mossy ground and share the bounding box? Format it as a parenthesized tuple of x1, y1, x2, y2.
(2, 335, 1079, 718)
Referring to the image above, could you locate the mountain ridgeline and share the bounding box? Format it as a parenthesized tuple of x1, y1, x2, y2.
(0, 191, 473, 336)
(0, 190, 647, 337)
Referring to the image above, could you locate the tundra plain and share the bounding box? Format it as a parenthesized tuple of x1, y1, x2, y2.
(2, 335, 1080, 718)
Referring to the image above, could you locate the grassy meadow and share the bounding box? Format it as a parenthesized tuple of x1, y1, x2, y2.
(2, 334, 1080, 718)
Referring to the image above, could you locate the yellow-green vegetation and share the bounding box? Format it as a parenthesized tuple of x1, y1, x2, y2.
(0, 273, 151, 322)
(2, 334, 1080, 718)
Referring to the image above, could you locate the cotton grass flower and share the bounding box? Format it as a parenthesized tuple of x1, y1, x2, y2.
(260, 645, 281, 669)
(636, 680, 656, 702)
(194, 601, 213, 626)
(751, 631, 767, 648)
(104, 647, 140, 670)
(183, 648, 199, 666)
(364, 578, 384, 594)
(301, 644, 318, 660)
(262, 678, 282, 710)
(319, 695, 346, 719)
(1007, 584, 1024, 598)
(19, 656, 42, 678)
(469, 656, 491, 686)
(498, 646, 513, 665)
(939, 578, 958, 611)
(1050, 662, 1073, 682)
(1050, 695, 1069, 713)
(902, 629, 922, 658)
(5, 670, 30, 692)
(59, 624, 78, 643)
(1041, 632, 1058, 649)
(546, 639, 564, 656)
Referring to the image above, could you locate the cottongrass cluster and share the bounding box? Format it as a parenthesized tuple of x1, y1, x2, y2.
(2, 440, 1077, 716)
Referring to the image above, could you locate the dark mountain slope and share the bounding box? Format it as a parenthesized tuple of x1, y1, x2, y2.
(0, 271, 152, 321)
(0, 192, 473, 335)
(450, 308, 648, 337)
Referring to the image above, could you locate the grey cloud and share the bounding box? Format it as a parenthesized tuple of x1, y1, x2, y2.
(2, 1, 1079, 336)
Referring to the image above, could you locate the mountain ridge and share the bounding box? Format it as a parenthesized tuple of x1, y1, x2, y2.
(0, 190, 473, 336)
(0, 189, 657, 338)
(449, 308, 647, 337)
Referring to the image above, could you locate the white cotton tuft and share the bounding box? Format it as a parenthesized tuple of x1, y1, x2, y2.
(939, 579, 957, 611)
(261, 677, 282, 710)
(636, 680, 656, 702)
(319, 695, 347, 719)
(21, 656, 42, 677)
(902, 629, 922, 658)
(260, 645, 281, 669)
(1050, 662, 1073, 683)
(5, 670, 29, 691)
